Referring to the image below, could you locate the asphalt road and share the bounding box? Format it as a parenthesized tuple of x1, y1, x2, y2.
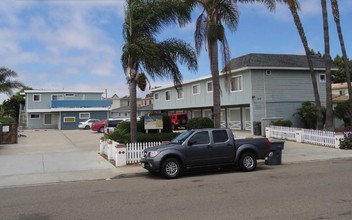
(1, 158, 352, 220)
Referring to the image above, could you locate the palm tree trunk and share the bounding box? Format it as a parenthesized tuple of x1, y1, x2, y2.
(127, 57, 138, 143)
(321, 0, 334, 131)
(208, 37, 221, 128)
(331, 0, 352, 116)
(288, 4, 324, 130)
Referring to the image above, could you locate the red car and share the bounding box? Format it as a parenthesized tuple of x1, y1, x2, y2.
(91, 119, 106, 133)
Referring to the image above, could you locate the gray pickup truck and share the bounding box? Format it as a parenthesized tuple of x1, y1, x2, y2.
(140, 128, 273, 178)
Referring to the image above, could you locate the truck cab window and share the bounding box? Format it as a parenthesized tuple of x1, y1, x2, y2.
(212, 130, 229, 143)
(189, 132, 209, 145)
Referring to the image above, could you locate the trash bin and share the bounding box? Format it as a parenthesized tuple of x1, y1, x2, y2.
(266, 140, 285, 165)
(253, 122, 262, 136)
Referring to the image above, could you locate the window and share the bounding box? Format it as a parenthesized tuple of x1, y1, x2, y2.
(79, 113, 90, 119)
(65, 93, 75, 97)
(177, 89, 184, 100)
(339, 90, 346, 95)
(33, 94, 41, 102)
(44, 114, 53, 125)
(319, 74, 326, 82)
(189, 131, 209, 145)
(64, 117, 75, 123)
(192, 84, 200, 95)
(52, 94, 63, 100)
(207, 81, 213, 93)
(212, 130, 229, 143)
(30, 114, 40, 119)
(165, 91, 171, 101)
(154, 93, 159, 101)
(231, 75, 242, 92)
(265, 70, 272, 76)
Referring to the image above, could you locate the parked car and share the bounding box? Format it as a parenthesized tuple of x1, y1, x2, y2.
(140, 128, 278, 178)
(91, 119, 107, 133)
(78, 119, 100, 129)
(169, 113, 188, 130)
(104, 118, 130, 134)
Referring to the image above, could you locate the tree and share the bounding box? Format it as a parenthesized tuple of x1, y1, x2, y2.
(1, 87, 31, 122)
(330, 0, 352, 116)
(0, 67, 24, 96)
(121, 0, 198, 142)
(190, 0, 276, 128)
(284, 0, 324, 130)
(334, 101, 351, 127)
(321, 0, 333, 131)
(332, 55, 352, 83)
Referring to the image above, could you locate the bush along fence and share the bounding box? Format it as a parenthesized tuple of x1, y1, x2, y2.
(266, 126, 346, 149)
(99, 139, 163, 166)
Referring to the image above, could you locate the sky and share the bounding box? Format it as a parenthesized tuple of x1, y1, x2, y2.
(1, 0, 352, 102)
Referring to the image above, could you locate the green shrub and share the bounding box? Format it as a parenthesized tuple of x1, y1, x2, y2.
(271, 120, 292, 127)
(105, 125, 130, 143)
(0, 118, 15, 123)
(340, 138, 352, 149)
(340, 132, 352, 149)
(187, 117, 214, 130)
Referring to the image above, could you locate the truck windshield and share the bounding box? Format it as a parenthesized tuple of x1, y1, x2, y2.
(170, 130, 194, 144)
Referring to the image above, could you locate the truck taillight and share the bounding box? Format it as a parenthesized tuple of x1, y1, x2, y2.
(266, 139, 271, 150)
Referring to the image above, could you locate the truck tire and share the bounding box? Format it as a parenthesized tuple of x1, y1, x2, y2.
(161, 158, 181, 179)
(239, 152, 257, 172)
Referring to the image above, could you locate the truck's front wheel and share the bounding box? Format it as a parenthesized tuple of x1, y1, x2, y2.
(161, 158, 181, 179)
(239, 152, 257, 172)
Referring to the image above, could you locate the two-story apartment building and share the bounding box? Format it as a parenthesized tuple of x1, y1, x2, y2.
(21, 90, 112, 130)
(152, 53, 333, 132)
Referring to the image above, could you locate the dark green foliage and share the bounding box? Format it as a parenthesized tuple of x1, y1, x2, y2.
(187, 117, 214, 129)
(0, 118, 15, 123)
(296, 102, 325, 129)
(105, 124, 130, 144)
(134, 132, 180, 143)
(333, 55, 352, 83)
(271, 120, 292, 127)
(334, 101, 351, 127)
(340, 132, 352, 149)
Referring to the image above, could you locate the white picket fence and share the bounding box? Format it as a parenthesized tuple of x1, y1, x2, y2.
(126, 142, 162, 164)
(267, 126, 343, 148)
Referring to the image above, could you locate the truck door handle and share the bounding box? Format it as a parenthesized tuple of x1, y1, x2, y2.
(207, 145, 212, 148)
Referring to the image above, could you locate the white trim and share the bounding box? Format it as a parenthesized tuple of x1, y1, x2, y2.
(206, 81, 213, 93)
(79, 112, 90, 119)
(230, 75, 243, 92)
(64, 117, 76, 123)
(154, 92, 160, 101)
(27, 107, 110, 113)
(24, 90, 103, 94)
(165, 90, 171, 101)
(176, 89, 184, 100)
(29, 113, 40, 119)
(192, 84, 200, 95)
(33, 94, 41, 102)
(319, 73, 326, 83)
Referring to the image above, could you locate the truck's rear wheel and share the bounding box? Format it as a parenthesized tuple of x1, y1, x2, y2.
(161, 158, 181, 179)
(239, 152, 257, 172)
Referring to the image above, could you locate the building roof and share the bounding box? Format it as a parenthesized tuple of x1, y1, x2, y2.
(226, 53, 336, 70)
(23, 90, 104, 94)
(151, 53, 336, 92)
(332, 94, 349, 102)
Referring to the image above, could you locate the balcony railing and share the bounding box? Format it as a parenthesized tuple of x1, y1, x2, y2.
(51, 100, 112, 108)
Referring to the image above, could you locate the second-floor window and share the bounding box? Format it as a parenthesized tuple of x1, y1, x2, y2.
(231, 75, 242, 92)
(319, 74, 326, 83)
(52, 94, 63, 100)
(33, 94, 41, 102)
(154, 93, 159, 101)
(192, 84, 200, 95)
(165, 91, 171, 101)
(207, 81, 213, 92)
(340, 90, 346, 95)
(177, 89, 184, 100)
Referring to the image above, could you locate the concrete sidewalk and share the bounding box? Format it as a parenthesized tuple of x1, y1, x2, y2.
(1, 129, 352, 188)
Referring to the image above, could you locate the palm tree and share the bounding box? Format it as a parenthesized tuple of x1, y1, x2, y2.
(283, 0, 324, 130)
(190, 0, 276, 128)
(331, 0, 352, 115)
(321, 0, 333, 131)
(0, 67, 24, 96)
(121, 0, 197, 142)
